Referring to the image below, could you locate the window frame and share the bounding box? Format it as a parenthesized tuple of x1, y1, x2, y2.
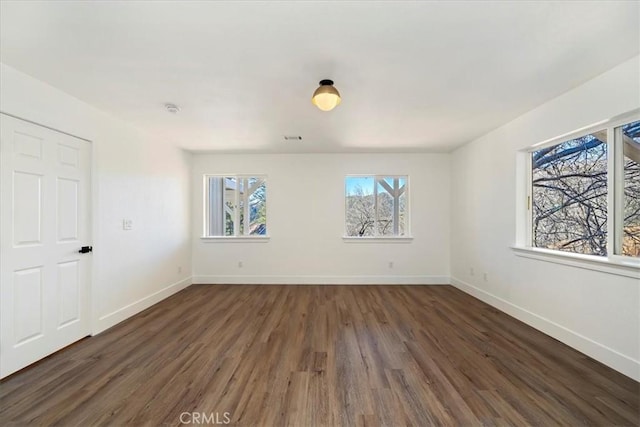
(514, 109, 640, 276)
(201, 174, 269, 241)
(526, 126, 609, 256)
(343, 174, 412, 242)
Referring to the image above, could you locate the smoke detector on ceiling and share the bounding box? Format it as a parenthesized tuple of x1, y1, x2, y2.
(165, 103, 180, 114)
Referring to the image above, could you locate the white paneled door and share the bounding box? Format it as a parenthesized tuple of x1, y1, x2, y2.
(0, 114, 91, 378)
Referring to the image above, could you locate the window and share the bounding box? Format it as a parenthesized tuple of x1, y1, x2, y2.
(345, 175, 408, 237)
(204, 175, 267, 237)
(524, 113, 640, 261)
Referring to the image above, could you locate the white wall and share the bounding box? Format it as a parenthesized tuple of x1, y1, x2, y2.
(192, 153, 450, 284)
(0, 63, 192, 334)
(450, 55, 640, 380)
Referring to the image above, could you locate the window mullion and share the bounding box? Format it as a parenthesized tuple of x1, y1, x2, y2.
(607, 127, 618, 256)
(209, 177, 214, 236)
(234, 178, 240, 237)
(526, 153, 533, 247)
(373, 177, 379, 237)
(243, 178, 250, 236)
(393, 178, 400, 235)
(204, 176, 210, 236)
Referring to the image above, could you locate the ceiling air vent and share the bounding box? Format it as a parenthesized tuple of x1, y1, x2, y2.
(164, 103, 180, 114)
(284, 136, 303, 141)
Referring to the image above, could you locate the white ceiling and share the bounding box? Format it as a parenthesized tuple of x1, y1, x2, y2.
(1, 1, 638, 153)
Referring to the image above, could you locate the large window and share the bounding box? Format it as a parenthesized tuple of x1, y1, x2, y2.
(527, 114, 640, 259)
(345, 175, 408, 237)
(204, 175, 267, 237)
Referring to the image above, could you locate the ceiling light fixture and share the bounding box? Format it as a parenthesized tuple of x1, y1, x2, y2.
(311, 79, 341, 111)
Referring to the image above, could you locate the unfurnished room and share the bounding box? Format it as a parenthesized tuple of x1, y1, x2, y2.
(0, 1, 639, 426)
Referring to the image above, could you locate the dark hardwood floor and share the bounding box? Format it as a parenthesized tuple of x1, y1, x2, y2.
(1, 285, 638, 426)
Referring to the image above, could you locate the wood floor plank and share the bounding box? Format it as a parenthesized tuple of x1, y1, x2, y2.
(0, 284, 638, 426)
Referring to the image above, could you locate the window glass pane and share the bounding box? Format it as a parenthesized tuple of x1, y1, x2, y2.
(375, 177, 407, 236)
(399, 189, 407, 236)
(224, 176, 236, 236)
(238, 178, 246, 235)
(345, 177, 375, 236)
(531, 132, 608, 255)
(621, 120, 640, 257)
(207, 176, 224, 236)
(249, 179, 267, 235)
(376, 179, 394, 236)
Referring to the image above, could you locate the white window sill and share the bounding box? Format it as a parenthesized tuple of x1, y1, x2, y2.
(201, 236, 270, 242)
(511, 246, 640, 279)
(342, 236, 413, 243)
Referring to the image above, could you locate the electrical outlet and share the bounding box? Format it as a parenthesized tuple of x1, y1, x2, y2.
(238, 261, 243, 268)
(388, 261, 394, 269)
(483, 272, 488, 282)
(123, 219, 133, 230)
(178, 266, 182, 274)
(470, 267, 474, 276)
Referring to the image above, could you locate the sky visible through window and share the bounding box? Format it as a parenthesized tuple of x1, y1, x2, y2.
(345, 177, 373, 195)
(345, 177, 406, 195)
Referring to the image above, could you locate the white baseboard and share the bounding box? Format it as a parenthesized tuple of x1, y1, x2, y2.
(93, 276, 192, 334)
(192, 275, 449, 285)
(450, 276, 640, 382)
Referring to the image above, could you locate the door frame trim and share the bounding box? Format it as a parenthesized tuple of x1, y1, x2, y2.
(0, 111, 92, 142)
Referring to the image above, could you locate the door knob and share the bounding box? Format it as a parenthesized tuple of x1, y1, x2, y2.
(78, 246, 93, 254)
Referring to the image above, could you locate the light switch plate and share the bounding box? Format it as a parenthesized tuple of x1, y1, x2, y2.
(123, 219, 133, 230)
